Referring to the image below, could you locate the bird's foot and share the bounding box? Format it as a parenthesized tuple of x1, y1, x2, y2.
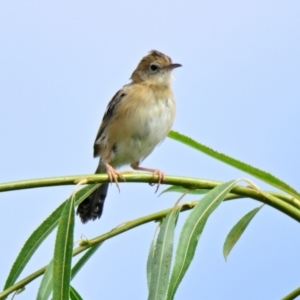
(130, 163, 165, 193)
(106, 164, 125, 193)
(149, 169, 165, 193)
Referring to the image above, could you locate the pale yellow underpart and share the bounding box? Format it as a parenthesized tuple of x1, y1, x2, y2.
(100, 77, 176, 168)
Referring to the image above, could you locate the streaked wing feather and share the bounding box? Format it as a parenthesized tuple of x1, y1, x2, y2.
(93, 89, 127, 157)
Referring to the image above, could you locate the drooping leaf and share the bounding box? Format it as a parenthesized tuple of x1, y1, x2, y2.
(223, 205, 263, 260)
(36, 260, 53, 300)
(3, 184, 99, 293)
(70, 285, 83, 300)
(71, 242, 103, 279)
(148, 206, 180, 300)
(167, 180, 237, 300)
(53, 194, 75, 299)
(159, 185, 208, 196)
(147, 226, 158, 290)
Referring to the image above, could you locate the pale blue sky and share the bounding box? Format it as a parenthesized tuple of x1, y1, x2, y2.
(1, 1, 300, 299)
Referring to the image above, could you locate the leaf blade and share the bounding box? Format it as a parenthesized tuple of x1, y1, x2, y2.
(70, 285, 83, 300)
(223, 205, 263, 260)
(3, 184, 99, 293)
(71, 242, 103, 280)
(167, 180, 237, 300)
(36, 260, 53, 300)
(52, 194, 75, 300)
(148, 207, 180, 300)
(159, 186, 208, 196)
(168, 130, 300, 199)
(147, 226, 158, 290)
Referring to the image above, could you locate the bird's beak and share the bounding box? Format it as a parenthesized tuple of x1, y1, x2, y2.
(165, 63, 182, 70)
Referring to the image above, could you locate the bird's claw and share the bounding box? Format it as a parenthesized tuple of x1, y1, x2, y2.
(149, 170, 165, 193)
(106, 165, 125, 193)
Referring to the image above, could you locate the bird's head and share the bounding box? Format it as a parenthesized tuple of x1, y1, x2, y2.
(130, 50, 181, 85)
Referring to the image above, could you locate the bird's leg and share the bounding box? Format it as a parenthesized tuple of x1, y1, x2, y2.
(103, 162, 125, 193)
(131, 162, 165, 193)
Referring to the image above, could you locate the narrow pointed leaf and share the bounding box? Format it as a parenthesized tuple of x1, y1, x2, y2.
(71, 242, 103, 280)
(147, 228, 158, 290)
(167, 180, 237, 300)
(223, 205, 263, 260)
(148, 207, 180, 300)
(53, 194, 75, 300)
(3, 184, 99, 294)
(168, 130, 300, 200)
(36, 260, 53, 300)
(159, 186, 208, 196)
(70, 285, 83, 300)
(15, 287, 25, 295)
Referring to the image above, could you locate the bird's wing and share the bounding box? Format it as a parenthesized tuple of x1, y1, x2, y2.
(93, 88, 127, 157)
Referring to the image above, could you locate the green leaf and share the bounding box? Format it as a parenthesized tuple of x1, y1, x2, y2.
(3, 184, 99, 294)
(36, 240, 101, 300)
(167, 180, 237, 300)
(71, 243, 103, 280)
(168, 130, 300, 200)
(53, 194, 75, 300)
(159, 185, 208, 196)
(148, 207, 180, 300)
(36, 260, 53, 300)
(70, 285, 83, 300)
(146, 227, 158, 290)
(223, 205, 263, 260)
(14, 286, 25, 295)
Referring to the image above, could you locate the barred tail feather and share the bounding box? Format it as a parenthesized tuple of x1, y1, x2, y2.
(76, 161, 108, 223)
(76, 183, 109, 223)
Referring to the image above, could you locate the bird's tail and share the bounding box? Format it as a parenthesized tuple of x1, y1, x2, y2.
(76, 161, 109, 223)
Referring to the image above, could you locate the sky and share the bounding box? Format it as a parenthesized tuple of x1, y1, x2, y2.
(1, 1, 300, 299)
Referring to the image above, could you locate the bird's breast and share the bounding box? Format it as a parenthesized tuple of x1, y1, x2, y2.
(131, 96, 175, 142)
(109, 91, 176, 167)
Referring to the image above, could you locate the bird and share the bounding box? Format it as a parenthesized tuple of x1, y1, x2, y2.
(77, 50, 181, 223)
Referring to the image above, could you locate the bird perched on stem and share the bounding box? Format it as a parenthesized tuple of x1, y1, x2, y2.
(77, 50, 181, 223)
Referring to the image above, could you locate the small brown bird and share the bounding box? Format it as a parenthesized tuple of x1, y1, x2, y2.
(77, 50, 181, 223)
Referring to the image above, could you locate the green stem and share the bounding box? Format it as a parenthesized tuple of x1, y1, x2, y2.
(282, 286, 300, 300)
(0, 174, 299, 298)
(0, 173, 299, 220)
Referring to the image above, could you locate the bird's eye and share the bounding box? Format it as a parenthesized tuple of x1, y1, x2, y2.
(149, 64, 159, 72)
